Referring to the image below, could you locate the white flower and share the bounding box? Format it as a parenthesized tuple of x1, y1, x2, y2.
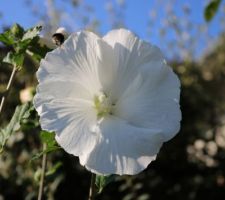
(34, 29, 181, 175)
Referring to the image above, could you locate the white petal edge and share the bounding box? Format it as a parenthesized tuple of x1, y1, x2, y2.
(79, 116, 164, 175)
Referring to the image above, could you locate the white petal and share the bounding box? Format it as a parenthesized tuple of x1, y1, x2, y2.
(34, 80, 93, 114)
(115, 61, 181, 141)
(37, 31, 104, 96)
(103, 29, 164, 66)
(100, 29, 165, 100)
(80, 116, 164, 175)
(101, 29, 181, 141)
(37, 98, 98, 156)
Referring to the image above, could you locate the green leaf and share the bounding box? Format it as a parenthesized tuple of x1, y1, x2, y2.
(95, 175, 117, 193)
(34, 168, 42, 182)
(40, 130, 60, 154)
(30, 131, 60, 162)
(3, 51, 24, 68)
(40, 131, 57, 147)
(16, 26, 43, 53)
(1, 25, 46, 68)
(1, 25, 43, 68)
(11, 23, 24, 39)
(27, 42, 51, 61)
(204, 0, 221, 22)
(22, 26, 42, 41)
(20, 106, 40, 129)
(0, 102, 31, 152)
(30, 145, 61, 162)
(45, 162, 62, 176)
(0, 30, 14, 46)
(0, 23, 24, 46)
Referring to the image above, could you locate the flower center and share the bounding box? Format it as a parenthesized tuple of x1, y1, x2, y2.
(94, 93, 114, 119)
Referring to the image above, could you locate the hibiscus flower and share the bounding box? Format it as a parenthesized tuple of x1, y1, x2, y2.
(34, 29, 181, 175)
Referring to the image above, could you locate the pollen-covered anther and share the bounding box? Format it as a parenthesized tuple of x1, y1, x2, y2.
(94, 93, 114, 118)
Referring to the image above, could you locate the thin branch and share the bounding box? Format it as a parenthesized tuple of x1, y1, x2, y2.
(88, 173, 96, 200)
(37, 143, 47, 200)
(0, 65, 17, 114)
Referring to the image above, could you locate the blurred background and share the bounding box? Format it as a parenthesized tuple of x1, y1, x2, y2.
(0, 0, 225, 199)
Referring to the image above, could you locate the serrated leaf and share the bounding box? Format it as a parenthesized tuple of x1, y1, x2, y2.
(1, 25, 46, 69)
(40, 131, 57, 147)
(95, 175, 117, 193)
(0, 102, 31, 152)
(3, 51, 24, 68)
(16, 26, 42, 53)
(204, 0, 221, 22)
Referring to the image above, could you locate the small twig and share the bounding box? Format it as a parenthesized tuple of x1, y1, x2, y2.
(37, 143, 47, 200)
(88, 173, 96, 200)
(0, 65, 17, 114)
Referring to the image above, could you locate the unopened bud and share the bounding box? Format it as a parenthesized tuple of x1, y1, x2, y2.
(52, 27, 68, 46)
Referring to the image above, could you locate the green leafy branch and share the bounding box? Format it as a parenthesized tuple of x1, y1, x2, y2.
(0, 24, 50, 67)
(0, 24, 50, 114)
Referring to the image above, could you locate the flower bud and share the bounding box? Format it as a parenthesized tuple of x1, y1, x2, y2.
(52, 27, 68, 46)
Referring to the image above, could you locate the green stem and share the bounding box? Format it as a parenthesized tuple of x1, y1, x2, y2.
(88, 173, 96, 200)
(37, 143, 47, 200)
(0, 65, 17, 114)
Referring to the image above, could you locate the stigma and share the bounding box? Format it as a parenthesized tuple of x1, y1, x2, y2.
(94, 93, 115, 119)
